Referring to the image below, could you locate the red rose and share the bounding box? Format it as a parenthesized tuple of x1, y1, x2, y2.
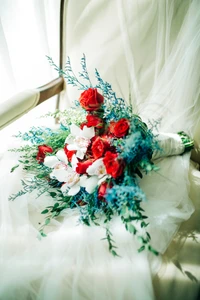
(76, 159, 94, 174)
(36, 145, 53, 163)
(79, 88, 104, 111)
(64, 144, 76, 162)
(103, 151, 125, 179)
(92, 136, 110, 159)
(109, 118, 130, 138)
(86, 114, 104, 129)
(98, 181, 113, 202)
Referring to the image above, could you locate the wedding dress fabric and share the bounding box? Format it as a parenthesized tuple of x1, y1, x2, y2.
(0, 1, 200, 299)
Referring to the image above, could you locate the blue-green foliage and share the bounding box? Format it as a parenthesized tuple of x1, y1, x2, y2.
(106, 185, 146, 209)
(15, 126, 55, 144)
(95, 69, 132, 121)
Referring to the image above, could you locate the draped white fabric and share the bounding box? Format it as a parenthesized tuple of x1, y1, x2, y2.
(66, 0, 200, 136)
(0, 0, 60, 104)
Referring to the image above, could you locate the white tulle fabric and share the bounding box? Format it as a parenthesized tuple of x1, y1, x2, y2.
(0, 0, 200, 299)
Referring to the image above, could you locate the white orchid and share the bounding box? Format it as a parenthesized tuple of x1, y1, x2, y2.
(79, 175, 99, 194)
(44, 149, 69, 180)
(87, 158, 107, 179)
(43, 149, 68, 168)
(80, 159, 110, 194)
(65, 124, 95, 159)
(43, 146, 108, 197)
(60, 169, 81, 196)
(44, 151, 81, 196)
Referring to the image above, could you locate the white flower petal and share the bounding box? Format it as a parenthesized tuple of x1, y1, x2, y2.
(70, 124, 81, 136)
(98, 175, 109, 186)
(67, 144, 79, 151)
(64, 136, 74, 145)
(86, 165, 95, 176)
(87, 159, 103, 175)
(56, 149, 68, 164)
(61, 183, 69, 194)
(76, 150, 85, 159)
(51, 169, 68, 182)
(81, 176, 98, 194)
(44, 156, 59, 168)
(68, 184, 80, 196)
(82, 126, 95, 139)
(71, 154, 78, 171)
(79, 174, 88, 187)
(87, 158, 107, 178)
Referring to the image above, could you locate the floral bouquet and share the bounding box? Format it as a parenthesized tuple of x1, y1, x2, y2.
(10, 55, 180, 256)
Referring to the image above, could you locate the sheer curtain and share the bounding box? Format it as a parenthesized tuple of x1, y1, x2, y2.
(0, 0, 61, 145)
(0, 0, 60, 102)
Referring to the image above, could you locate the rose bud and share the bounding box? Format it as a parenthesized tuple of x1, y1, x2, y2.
(103, 151, 125, 179)
(91, 136, 110, 159)
(109, 118, 130, 138)
(36, 145, 53, 163)
(79, 88, 104, 111)
(86, 114, 104, 129)
(76, 159, 94, 174)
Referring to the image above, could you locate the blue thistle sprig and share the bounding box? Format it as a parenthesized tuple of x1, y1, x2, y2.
(47, 55, 92, 91)
(95, 69, 132, 121)
(64, 56, 86, 89)
(14, 126, 54, 144)
(105, 181, 158, 255)
(79, 54, 93, 87)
